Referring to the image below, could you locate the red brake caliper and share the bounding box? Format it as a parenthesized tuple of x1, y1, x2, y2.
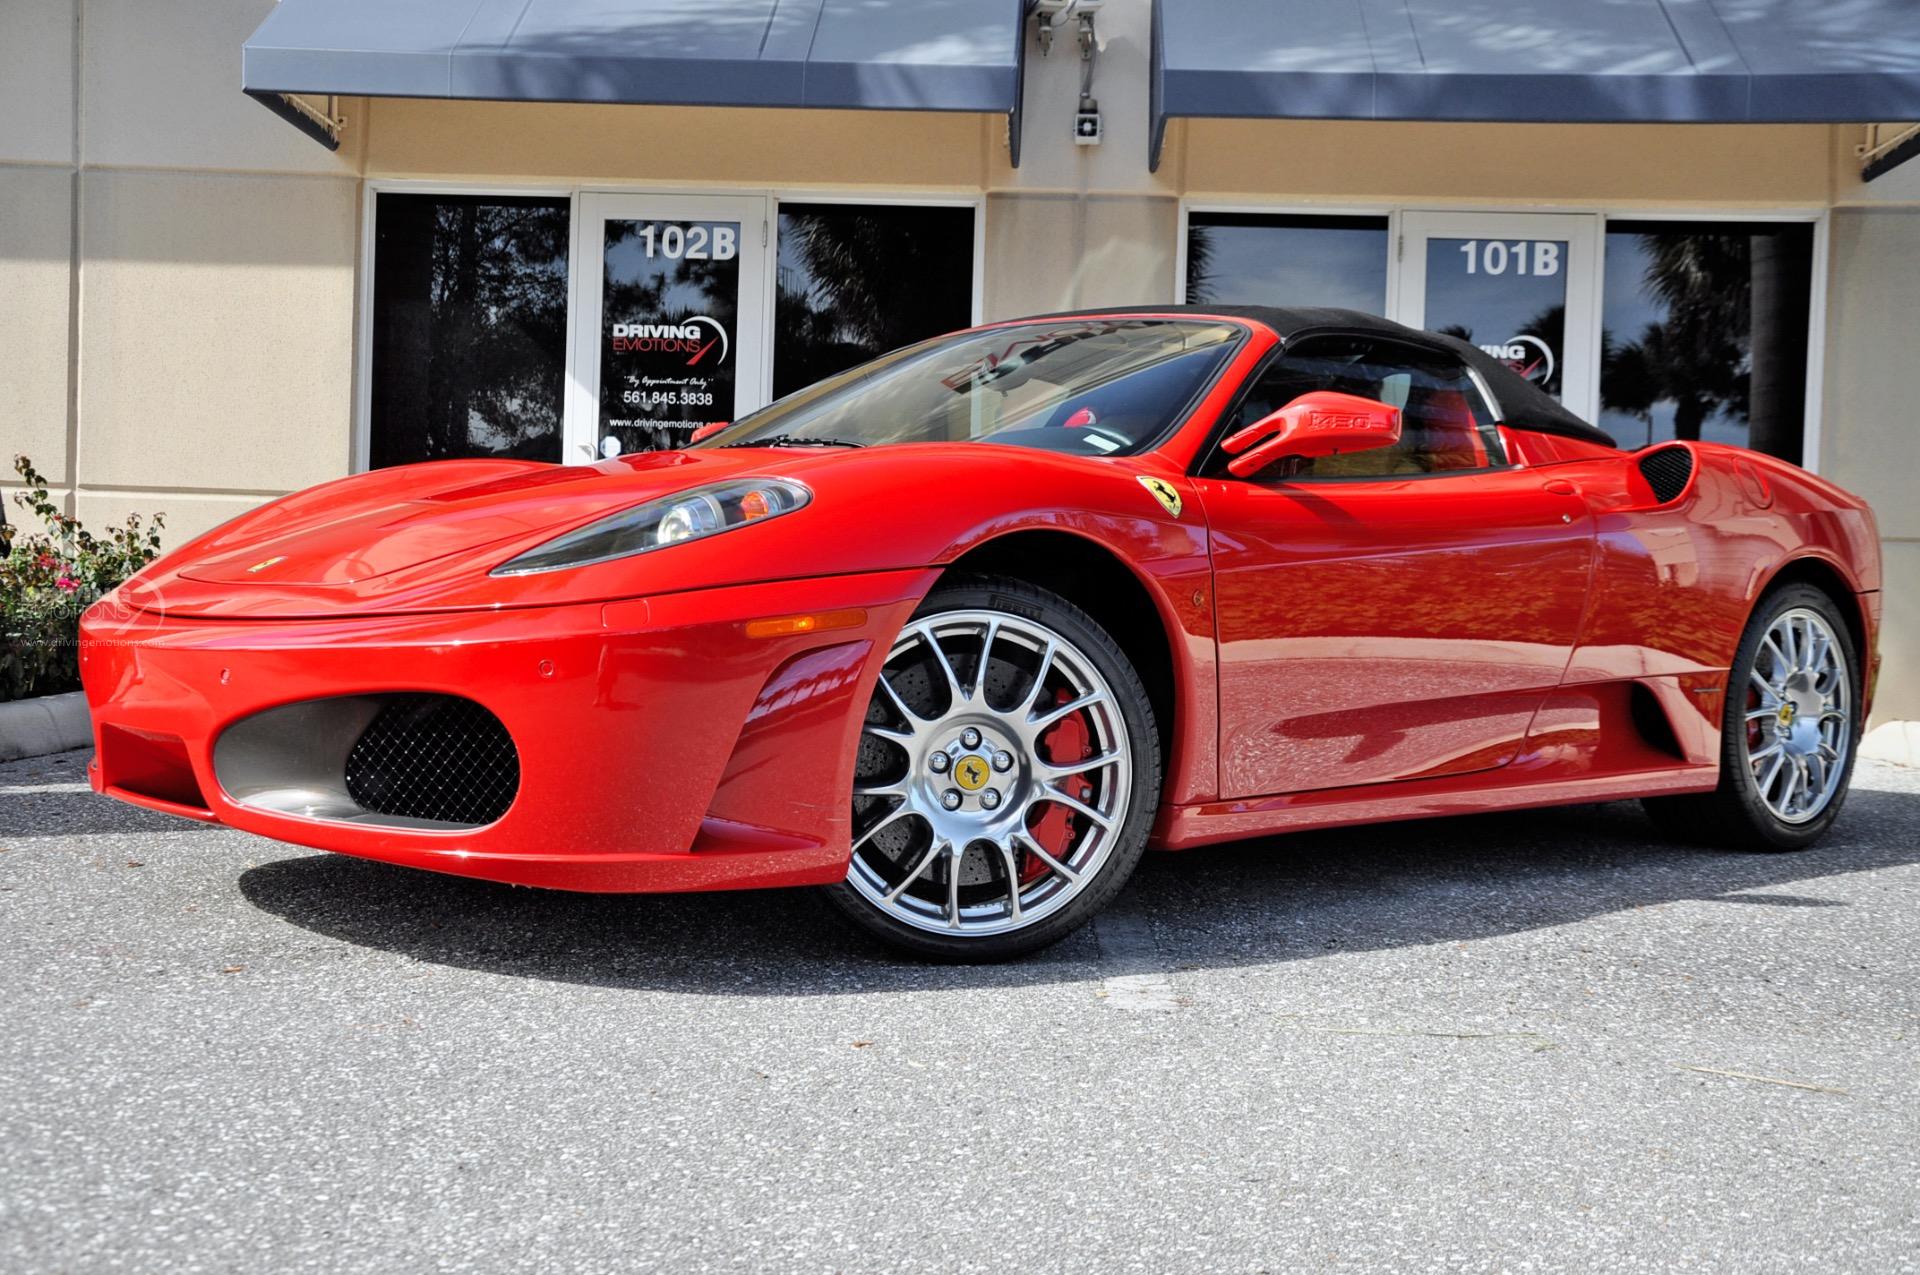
(1022, 688, 1093, 882)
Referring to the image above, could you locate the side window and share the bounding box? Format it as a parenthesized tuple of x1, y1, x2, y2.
(1228, 335, 1506, 478)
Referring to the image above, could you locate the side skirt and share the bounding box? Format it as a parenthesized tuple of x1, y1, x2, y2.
(1151, 762, 1718, 850)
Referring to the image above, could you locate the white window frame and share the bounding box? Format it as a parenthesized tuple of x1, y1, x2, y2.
(1397, 210, 1603, 425)
(356, 181, 987, 472)
(567, 191, 773, 462)
(1175, 199, 1830, 471)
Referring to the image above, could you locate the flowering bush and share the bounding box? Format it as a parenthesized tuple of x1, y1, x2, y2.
(2, 454, 164, 701)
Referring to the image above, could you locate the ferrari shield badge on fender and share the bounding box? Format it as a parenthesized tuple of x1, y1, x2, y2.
(1137, 476, 1183, 518)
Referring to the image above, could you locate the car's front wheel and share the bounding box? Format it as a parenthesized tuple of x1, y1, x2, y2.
(1644, 582, 1861, 850)
(823, 575, 1161, 960)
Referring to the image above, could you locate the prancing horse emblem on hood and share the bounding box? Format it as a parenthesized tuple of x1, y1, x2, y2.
(1136, 476, 1183, 519)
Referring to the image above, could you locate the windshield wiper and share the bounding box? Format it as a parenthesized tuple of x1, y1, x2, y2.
(719, 433, 866, 449)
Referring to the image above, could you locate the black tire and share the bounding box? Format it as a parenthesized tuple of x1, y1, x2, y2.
(822, 574, 1162, 960)
(1642, 583, 1861, 851)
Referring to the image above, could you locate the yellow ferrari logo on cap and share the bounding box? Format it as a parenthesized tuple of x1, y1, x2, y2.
(246, 555, 286, 574)
(954, 755, 990, 791)
(1137, 476, 1183, 518)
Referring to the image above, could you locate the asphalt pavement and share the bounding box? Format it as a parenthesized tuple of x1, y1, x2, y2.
(4, 747, 1917, 1273)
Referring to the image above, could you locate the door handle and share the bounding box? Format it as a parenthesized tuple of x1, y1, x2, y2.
(1543, 478, 1579, 496)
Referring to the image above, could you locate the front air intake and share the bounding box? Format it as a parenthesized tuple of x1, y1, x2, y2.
(215, 693, 520, 830)
(1637, 445, 1695, 505)
(344, 695, 520, 826)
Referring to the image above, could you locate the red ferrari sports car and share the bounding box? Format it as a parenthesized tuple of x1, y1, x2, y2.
(81, 307, 1880, 958)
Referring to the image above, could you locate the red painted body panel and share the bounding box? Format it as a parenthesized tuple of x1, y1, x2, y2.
(83, 571, 933, 891)
(81, 311, 1882, 892)
(1195, 465, 1593, 798)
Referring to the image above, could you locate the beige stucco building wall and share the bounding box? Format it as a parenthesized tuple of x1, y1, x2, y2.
(1, 0, 1912, 723)
(0, 0, 361, 546)
(1822, 147, 1920, 736)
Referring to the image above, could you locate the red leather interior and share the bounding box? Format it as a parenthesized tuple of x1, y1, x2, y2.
(1413, 389, 1488, 470)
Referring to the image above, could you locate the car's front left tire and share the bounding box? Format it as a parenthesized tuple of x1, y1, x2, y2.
(822, 574, 1161, 961)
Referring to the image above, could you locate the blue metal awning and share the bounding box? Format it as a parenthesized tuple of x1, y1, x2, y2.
(1150, 0, 1920, 171)
(244, 0, 1029, 162)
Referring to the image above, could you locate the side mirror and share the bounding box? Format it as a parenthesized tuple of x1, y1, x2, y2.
(688, 420, 732, 444)
(1220, 390, 1402, 479)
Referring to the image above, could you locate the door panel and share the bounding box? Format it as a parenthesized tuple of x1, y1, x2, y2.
(568, 194, 768, 461)
(1196, 470, 1595, 799)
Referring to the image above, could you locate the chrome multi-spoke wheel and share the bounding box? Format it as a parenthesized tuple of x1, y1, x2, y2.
(826, 577, 1158, 958)
(1743, 606, 1851, 824)
(1644, 583, 1859, 851)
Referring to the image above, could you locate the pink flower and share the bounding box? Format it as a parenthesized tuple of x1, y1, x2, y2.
(55, 574, 78, 592)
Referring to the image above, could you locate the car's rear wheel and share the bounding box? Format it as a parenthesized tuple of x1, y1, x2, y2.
(1643, 583, 1860, 850)
(823, 575, 1161, 960)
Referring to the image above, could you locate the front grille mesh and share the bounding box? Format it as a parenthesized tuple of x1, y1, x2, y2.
(344, 695, 519, 826)
(1638, 445, 1695, 504)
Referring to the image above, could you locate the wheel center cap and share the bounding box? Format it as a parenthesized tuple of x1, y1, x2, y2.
(953, 755, 991, 791)
(1777, 702, 1797, 728)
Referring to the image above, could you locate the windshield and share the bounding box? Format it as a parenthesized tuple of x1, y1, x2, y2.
(696, 318, 1243, 456)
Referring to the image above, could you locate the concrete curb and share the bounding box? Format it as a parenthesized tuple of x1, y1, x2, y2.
(0, 691, 92, 763)
(1862, 721, 1920, 768)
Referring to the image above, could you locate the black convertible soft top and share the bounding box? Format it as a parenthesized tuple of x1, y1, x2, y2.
(1016, 303, 1618, 449)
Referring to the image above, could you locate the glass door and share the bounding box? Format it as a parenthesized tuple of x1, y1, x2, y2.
(1394, 212, 1600, 424)
(567, 194, 769, 460)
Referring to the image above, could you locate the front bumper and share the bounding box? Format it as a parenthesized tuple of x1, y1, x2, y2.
(80, 570, 934, 892)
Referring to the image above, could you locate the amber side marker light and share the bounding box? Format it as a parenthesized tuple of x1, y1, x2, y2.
(744, 608, 868, 639)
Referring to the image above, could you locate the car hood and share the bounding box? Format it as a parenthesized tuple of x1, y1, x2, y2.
(111, 443, 1189, 621)
(119, 450, 814, 617)
(176, 453, 702, 587)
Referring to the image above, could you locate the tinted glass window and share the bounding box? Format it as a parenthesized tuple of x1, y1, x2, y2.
(369, 194, 569, 468)
(1186, 213, 1389, 312)
(702, 318, 1242, 457)
(1600, 221, 1813, 460)
(774, 203, 975, 399)
(1226, 335, 1504, 478)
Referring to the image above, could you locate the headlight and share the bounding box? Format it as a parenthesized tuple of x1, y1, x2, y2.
(491, 478, 809, 576)
(655, 493, 723, 545)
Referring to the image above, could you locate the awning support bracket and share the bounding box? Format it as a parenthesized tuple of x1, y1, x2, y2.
(246, 90, 344, 151)
(1861, 123, 1920, 182)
